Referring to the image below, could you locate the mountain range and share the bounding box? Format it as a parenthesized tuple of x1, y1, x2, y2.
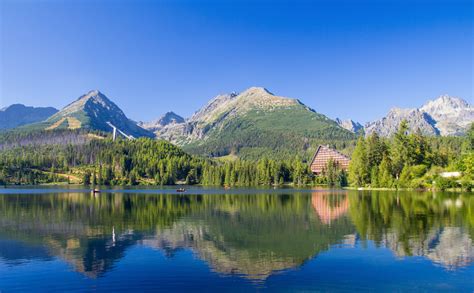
(0, 104, 58, 130)
(17, 90, 153, 138)
(141, 87, 355, 158)
(365, 95, 473, 137)
(335, 118, 363, 134)
(1, 88, 472, 158)
(138, 111, 185, 132)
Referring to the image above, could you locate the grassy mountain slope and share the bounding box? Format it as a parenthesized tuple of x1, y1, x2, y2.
(185, 107, 355, 159)
(19, 90, 153, 138)
(154, 87, 356, 159)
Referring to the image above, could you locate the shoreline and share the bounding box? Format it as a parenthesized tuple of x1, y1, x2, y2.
(1, 182, 471, 194)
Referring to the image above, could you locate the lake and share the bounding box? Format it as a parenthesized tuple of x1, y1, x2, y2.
(0, 188, 473, 292)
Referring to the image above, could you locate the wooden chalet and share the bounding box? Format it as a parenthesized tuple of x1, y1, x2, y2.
(310, 145, 350, 175)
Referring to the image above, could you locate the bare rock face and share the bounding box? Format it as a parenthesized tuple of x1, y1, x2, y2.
(189, 92, 238, 124)
(139, 112, 184, 132)
(335, 118, 363, 134)
(420, 95, 474, 136)
(365, 108, 439, 137)
(364, 95, 473, 137)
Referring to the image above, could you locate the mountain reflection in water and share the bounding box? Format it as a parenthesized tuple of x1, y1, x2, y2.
(0, 190, 472, 280)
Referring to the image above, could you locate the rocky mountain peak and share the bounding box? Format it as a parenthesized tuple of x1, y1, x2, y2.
(419, 95, 473, 136)
(234, 87, 301, 110)
(335, 118, 363, 133)
(365, 107, 439, 137)
(82, 90, 111, 105)
(75, 90, 103, 103)
(420, 95, 470, 113)
(86, 89, 101, 96)
(160, 111, 184, 124)
(241, 86, 273, 96)
(189, 93, 237, 123)
(54, 90, 120, 118)
(364, 94, 472, 137)
(151, 87, 354, 152)
(43, 90, 153, 138)
(140, 111, 185, 132)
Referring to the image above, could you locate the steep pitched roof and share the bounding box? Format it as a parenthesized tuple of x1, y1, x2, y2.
(310, 145, 351, 174)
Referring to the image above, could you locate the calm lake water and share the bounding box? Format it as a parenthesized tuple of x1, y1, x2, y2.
(0, 188, 473, 292)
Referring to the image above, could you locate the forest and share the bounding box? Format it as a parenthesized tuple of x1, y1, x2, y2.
(0, 122, 472, 191)
(347, 121, 473, 191)
(0, 134, 314, 186)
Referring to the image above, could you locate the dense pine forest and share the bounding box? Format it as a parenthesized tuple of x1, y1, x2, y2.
(0, 122, 472, 190)
(348, 121, 473, 191)
(0, 132, 314, 186)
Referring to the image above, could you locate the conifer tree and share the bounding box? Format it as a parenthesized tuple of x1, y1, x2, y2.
(378, 155, 393, 187)
(348, 136, 369, 186)
(391, 120, 410, 178)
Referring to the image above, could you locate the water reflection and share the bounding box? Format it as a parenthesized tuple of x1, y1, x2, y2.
(349, 191, 474, 270)
(312, 191, 349, 225)
(0, 190, 472, 280)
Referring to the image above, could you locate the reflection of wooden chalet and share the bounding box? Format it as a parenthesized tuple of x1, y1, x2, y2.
(311, 191, 349, 225)
(310, 145, 351, 175)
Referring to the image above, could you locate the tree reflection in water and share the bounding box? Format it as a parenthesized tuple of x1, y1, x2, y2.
(348, 190, 474, 270)
(0, 190, 472, 279)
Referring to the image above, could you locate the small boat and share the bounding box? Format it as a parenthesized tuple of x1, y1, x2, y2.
(92, 188, 101, 194)
(176, 188, 186, 192)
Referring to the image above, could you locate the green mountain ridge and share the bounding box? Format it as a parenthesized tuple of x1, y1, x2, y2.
(18, 90, 154, 138)
(6, 87, 355, 159)
(0, 104, 58, 130)
(147, 87, 356, 159)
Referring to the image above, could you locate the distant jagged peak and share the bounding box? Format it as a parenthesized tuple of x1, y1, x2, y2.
(364, 108, 439, 137)
(364, 93, 473, 137)
(141, 111, 185, 131)
(1, 103, 57, 112)
(419, 94, 473, 135)
(431, 94, 468, 104)
(335, 118, 363, 133)
(420, 94, 471, 113)
(161, 111, 184, 123)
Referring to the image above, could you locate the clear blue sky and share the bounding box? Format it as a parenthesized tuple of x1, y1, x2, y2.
(1, 0, 472, 123)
